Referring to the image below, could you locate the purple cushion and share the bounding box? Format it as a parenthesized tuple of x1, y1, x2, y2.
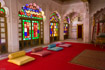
(31, 50, 51, 56)
(58, 44, 71, 47)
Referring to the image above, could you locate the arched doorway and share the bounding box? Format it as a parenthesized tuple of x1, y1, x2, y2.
(64, 16, 70, 39)
(0, 3, 8, 53)
(69, 12, 83, 39)
(50, 11, 60, 43)
(18, 3, 45, 49)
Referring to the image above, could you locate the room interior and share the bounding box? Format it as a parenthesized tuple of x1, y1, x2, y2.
(0, 0, 105, 70)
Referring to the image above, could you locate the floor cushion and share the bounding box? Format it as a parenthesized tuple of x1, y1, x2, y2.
(58, 44, 71, 47)
(32, 47, 43, 52)
(31, 50, 51, 57)
(8, 56, 35, 66)
(48, 44, 56, 48)
(47, 47, 63, 51)
(8, 51, 26, 59)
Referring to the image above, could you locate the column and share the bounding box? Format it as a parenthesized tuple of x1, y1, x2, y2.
(59, 16, 64, 41)
(8, 0, 19, 52)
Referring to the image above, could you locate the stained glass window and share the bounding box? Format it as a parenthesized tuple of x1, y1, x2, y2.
(0, 3, 8, 53)
(50, 12, 60, 22)
(0, 8, 5, 15)
(64, 16, 70, 35)
(18, 3, 44, 48)
(32, 21, 40, 39)
(22, 20, 31, 40)
(64, 24, 68, 35)
(18, 3, 43, 20)
(50, 12, 60, 38)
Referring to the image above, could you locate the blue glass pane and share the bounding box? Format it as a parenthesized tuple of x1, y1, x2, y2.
(25, 32, 27, 36)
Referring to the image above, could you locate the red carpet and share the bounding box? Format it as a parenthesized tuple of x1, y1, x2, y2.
(0, 42, 105, 70)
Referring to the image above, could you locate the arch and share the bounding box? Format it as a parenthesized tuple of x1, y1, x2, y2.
(49, 11, 60, 43)
(64, 11, 83, 39)
(0, 2, 8, 53)
(18, 3, 45, 49)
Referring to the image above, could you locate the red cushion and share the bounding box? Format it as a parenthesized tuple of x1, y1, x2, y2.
(32, 47, 43, 52)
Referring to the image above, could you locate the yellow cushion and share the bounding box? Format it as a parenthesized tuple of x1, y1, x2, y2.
(8, 51, 26, 59)
(8, 56, 35, 65)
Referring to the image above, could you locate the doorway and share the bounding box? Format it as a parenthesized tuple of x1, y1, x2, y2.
(77, 24, 83, 39)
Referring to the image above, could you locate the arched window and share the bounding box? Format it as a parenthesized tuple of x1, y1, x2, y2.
(50, 11, 60, 43)
(0, 3, 8, 53)
(18, 3, 45, 49)
(64, 16, 70, 39)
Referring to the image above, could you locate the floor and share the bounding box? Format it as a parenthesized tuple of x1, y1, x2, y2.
(0, 42, 105, 70)
(0, 39, 84, 60)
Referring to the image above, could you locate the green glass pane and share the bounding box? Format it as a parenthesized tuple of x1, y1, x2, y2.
(26, 38, 28, 40)
(29, 31, 31, 33)
(22, 9, 24, 12)
(2, 9, 4, 13)
(23, 35, 24, 38)
(18, 14, 21, 17)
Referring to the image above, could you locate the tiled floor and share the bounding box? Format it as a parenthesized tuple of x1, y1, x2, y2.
(0, 39, 84, 60)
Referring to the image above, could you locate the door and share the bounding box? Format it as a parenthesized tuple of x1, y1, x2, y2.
(77, 24, 83, 39)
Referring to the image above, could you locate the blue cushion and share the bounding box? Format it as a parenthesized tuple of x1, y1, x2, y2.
(47, 47, 63, 51)
(48, 44, 56, 48)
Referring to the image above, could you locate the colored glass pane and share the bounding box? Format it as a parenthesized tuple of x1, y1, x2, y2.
(23, 20, 31, 40)
(0, 8, 5, 14)
(18, 3, 43, 20)
(64, 24, 68, 35)
(50, 23, 58, 37)
(32, 21, 40, 39)
(50, 12, 59, 22)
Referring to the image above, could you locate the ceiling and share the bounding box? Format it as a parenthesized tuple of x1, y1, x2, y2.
(53, 0, 90, 4)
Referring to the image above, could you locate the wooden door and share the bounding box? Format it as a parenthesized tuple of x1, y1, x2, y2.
(77, 24, 83, 39)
